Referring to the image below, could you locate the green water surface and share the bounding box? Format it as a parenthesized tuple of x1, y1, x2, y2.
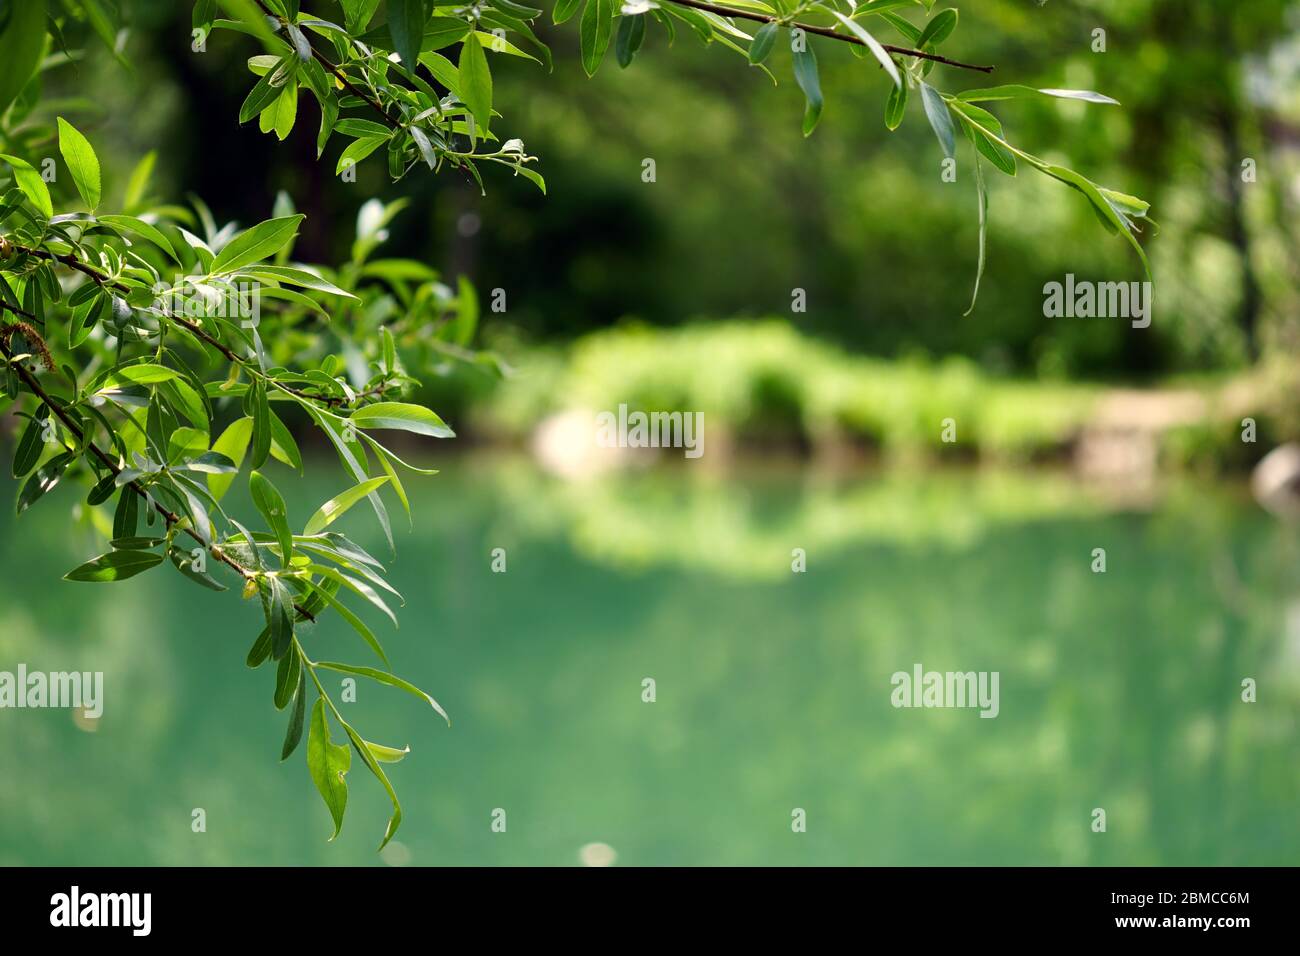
(0, 456, 1296, 865)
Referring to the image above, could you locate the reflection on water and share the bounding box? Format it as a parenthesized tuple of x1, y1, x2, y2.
(0, 455, 1296, 865)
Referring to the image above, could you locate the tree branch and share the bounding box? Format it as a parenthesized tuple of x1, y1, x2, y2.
(13, 243, 392, 407)
(663, 0, 996, 73)
(1, 305, 314, 620)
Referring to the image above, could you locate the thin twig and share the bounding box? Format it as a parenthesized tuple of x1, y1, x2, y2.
(0, 321, 314, 618)
(14, 243, 391, 407)
(664, 0, 996, 73)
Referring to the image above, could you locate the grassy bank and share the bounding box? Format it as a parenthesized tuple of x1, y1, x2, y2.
(455, 321, 1299, 470)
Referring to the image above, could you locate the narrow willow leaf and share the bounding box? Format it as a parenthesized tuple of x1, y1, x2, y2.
(111, 484, 138, 539)
(553, 0, 582, 24)
(168, 545, 227, 591)
(56, 117, 102, 210)
(917, 8, 958, 49)
(0, 153, 53, 218)
(580, 0, 615, 77)
(0, 0, 46, 117)
(615, 13, 645, 68)
(459, 31, 493, 133)
(349, 401, 454, 438)
(885, 79, 908, 131)
(388, 0, 429, 67)
(246, 626, 273, 668)
(210, 215, 306, 275)
(920, 83, 955, 158)
(364, 740, 410, 763)
(268, 576, 296, 660)
(957, 85, 1120, 106)
(208, 417, 253, 501)
(281, 671, 306, 760)
(748, 21, 778, 65)
(273, 635, 300, 709)
(250, 470, 293, 567)
(12, 410, 46, 478)
(303, 476, 391, 536)
(250, 382, 272, 470)
(314, 661, 450, 726)
(306, 697, 350, 840)
(64, 550, 164, 583)
(791, 43, 822, 137)
(17, 452, 73, 515)
(964, 154, 988, 317)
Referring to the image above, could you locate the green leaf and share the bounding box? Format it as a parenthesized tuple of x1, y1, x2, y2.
(580, 0, 615, 77)
(246, 626, 273, 668)
(349, 401, 454, 438)
(791, 43, 822, 137)
(56, 117, 102, 210)
(615, 13, 645, 68)
(268, 575, 295, 660)
(210, 215, 306, 275)
(306, 697, 350, 840)
(208, 417, 253, 501)
(274, 637, 300, 708)
(167, 545, 227, 591)
(250, 470, 293, 567)
(250, 381, 272, 470)
(748, 21, 778, 65)
(239, 57, 294, 124)
(964, 154, 988, 317)
(17, 452, 72, 515)
(388, 0, 429, 68)
(12, 409, 46, 478)
(64, 550, 164, 583)
(0, 0, 46, 117)
(303, 476, 391, 536)
(281, 672, 306, 760)
(957, 85, 1120, 106)
(920, 82, 955, 158)
(98, 215, 180, 261)
(917, 8, 957, 49)
(885, 78, 908, 131)
(364, 740, 410, 763)
(458, 31, 493, 133)
(553, 0, 582, 24)
(314, 660, 450, 725)
(0, 153, 52, 218)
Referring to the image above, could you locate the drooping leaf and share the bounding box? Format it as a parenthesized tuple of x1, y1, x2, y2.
(349, 401, 454, 438)
(303, 476, 391, 536)
(64, 549, 164, 583)
(250, 470, 293, 567)
(458, 31, 493, 133)
(306, 697, 350, 840)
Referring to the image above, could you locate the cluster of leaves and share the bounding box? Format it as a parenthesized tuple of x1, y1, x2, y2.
(206, 0, 1151, 310)
(199, 0, 549, 193)
(0, 0, 1156, 847)
(0, 44, 483, 844)
(574, 0, 1154, 311)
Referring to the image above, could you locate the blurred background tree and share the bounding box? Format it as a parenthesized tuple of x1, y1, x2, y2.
(42, 0, 1296, 384)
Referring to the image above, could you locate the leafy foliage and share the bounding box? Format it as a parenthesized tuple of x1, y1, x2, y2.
(0, 0, 1154, 846)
